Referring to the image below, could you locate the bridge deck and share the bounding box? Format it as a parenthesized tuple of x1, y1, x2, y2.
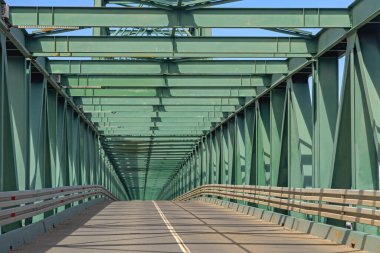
(15, 201, 365, 253)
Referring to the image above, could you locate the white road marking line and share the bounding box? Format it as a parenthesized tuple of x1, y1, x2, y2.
(153, 201, 191, 253)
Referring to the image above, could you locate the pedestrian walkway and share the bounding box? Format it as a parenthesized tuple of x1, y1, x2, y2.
(15, 201, 366, 253)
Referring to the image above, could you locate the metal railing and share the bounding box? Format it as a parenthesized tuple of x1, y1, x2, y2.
(0, 185, 117, 227)
(174, 184, 380, 227)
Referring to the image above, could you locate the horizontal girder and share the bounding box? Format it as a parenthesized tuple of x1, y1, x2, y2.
(9, 7, 351, 28)
(67, 87, 257, 97)
(104, 137, 199, 141)
(96, 123, 214, 128)
(79, 97, 244, 105)
(26, 36, 316, 58)
(61, 75, 270, 87)
(83, 105, 237, 112)
(47, 60, 289, 75)
(89, 111, 225, 117)
(99, 125, 211, 130)
(91, 117, 223, 123)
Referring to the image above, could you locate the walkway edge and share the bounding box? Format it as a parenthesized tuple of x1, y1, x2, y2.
(195, 197, 380, 253)
(152, 201, 191, 253)
(0, 198, 109, 253)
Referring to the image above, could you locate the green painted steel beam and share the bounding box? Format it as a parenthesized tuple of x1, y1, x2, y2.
(105, 133, 200, 137)
(80, 97, 244, 105)
(110, 154, 192, 158)
(99, 126, 211, 131)
(83, 105, 238, 112)
(105, 144, 197, 147)
(9, 7, 351, 28)
(104, 137, 198, 141)
(112, 154, 190, 157)
(114, 157, 188, 160)
(89, 111, 224, 117)
(91, 117, 223, 123)
(110, 147, 193, 151)
(108, 152, 194, 155)
(106, 149, 195, 152)
(118, 166, 180, 168)
(61, 75, 270, 87)
(109, 153, 193, 157)
(118, 166, 178, 169)
(118, 166, 179, 169)
(104, 143, 197, 146)
(47, 60, 289, 75)
(108, 148, 195, 151)
(67, 87, 257, 97)
(112, 154, 192, 157)
(97, 122, 213, 127)
(105, 146, 196, 150)
(26, 36, 317, 58)
(102, 130, 205, 135)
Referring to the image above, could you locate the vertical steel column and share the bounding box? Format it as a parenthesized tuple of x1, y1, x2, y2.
(313, 58, 339, 188)
(7, 55, 30, 192)
(0, 33, 23, 233)
(0, 33, 4, 193)
(287, 76, 313, 189)
(244, 107, 255, 185)
(216, 128, 222, 184)
(28, 58, 49, 223)
(270, 88, 286, 186)
(201, 138, 206, 186)
(212, 130, 218, 184)
(93, 0, 108, 36)
(222, 124, 229, 184)
(330, 26, 380, 234)
(235, 113, 245, 186)
(228, 119, 236, 185)
(255, 99, 271, 186)
(56, 98, 68, 189)
(196, 147, 201, 188)
(46, 90, 57, 190)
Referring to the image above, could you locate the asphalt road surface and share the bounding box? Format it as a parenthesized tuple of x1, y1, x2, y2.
(15, 201, 366, 253)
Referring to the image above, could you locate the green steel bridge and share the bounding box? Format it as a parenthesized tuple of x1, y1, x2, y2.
(0, 0, 380, 252)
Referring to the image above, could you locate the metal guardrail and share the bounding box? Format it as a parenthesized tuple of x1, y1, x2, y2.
(174, 184, 380, 227)
(0, 185, 117, 227)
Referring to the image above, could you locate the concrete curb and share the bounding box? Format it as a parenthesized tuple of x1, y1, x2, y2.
(195, 197, 380, 253)
(0, 197, 108, 253)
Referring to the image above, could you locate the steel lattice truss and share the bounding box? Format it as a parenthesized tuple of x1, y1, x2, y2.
(1, 0, 380, 208)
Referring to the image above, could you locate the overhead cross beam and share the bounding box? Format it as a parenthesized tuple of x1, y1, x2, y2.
(60, 75, 270, 87)
(90, 111, 225, 116)
(67, 87, 258, 97)
(79, 97, 245, 105)
(8, 7, 351, 29)
(47, 60, 289, 75)
(82, 105, 238, 112)
(26, 36, 317, 58)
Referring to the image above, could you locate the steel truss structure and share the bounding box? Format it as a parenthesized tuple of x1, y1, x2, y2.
(0, 0, 380, 235)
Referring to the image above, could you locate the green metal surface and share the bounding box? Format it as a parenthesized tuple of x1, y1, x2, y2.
(26, 36, 317, 58)
(9, 7, 351, 28)
(61, 75, 270, 87)
(1, 0, 380, 236)
(47, 60, 289, 75)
